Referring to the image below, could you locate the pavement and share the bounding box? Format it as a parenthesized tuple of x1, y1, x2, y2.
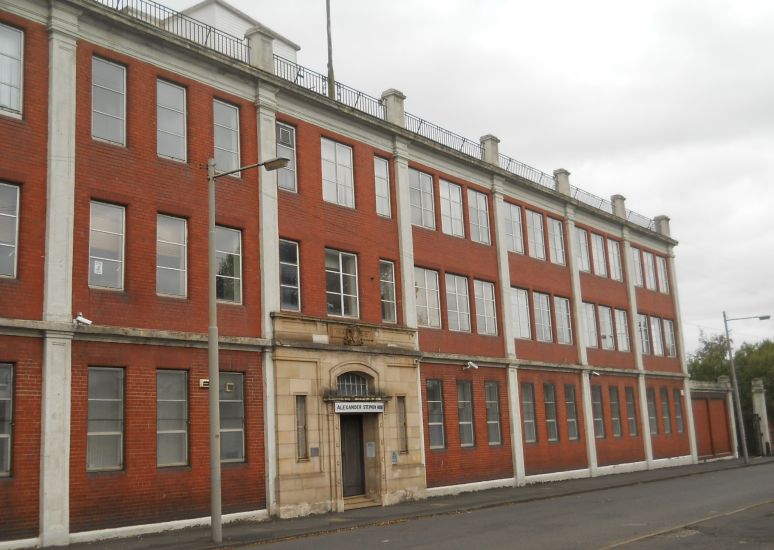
(68, 456, 774, 550)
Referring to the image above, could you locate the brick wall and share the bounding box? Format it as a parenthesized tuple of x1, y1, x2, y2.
(590, 375, 646, 467)
(648, 378, 691, 459)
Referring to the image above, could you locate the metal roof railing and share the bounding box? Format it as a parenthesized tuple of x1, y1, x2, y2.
(405, 112, 483, 159)
(499, 154, 556, 191)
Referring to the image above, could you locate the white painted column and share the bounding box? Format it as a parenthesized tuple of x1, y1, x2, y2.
(507, 366, 525, 484)
(563, 206, 587, 367)
(752, 379, 771, 455)
(580, 371, 599, 475)
(493, 185, 515, 358)
(392, 138, 417, 330)
(40, 5, 79, 545)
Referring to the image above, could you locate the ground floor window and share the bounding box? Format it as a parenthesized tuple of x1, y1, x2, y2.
(485, 381, 501, 445)
(457, 381, 474, 447)
(220, 372, 245, 462)
(157, 370, 188, 467)
(87, 367, 124, 471)
(521, 383, 537, 443)
(0, 364, 11, 475)
(427, 379, 445, 449)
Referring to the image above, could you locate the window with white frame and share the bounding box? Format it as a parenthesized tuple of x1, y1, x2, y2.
(656, 256, 670, 293)
(0, 183, 19, 278)
(591, 385, 605, 438)
(467, 188, 490, 244)
(87, 367, 124, 471)
(544, 383, 559, 442)
(521, 383, 537, 443)
(643, 251, 657, 290)
(296, 395, 308, 459)
(156, 215, 187, 297)
(564, 384, 579, 440)
(157, 370, 188, 467)
(321, 138, 354, 208)
(575, 227, 591, 272)
(583, 302, 598, 348)
(533, 292, 552, 342)
(638, 314, 651, 354)
(215, 226, 242, 303)
(503, 202, 524, 254)
(660, 387, 671, 435)
(0, 23, 22, 116)
(92, 57, 125, 145)
(474, 279, 497, 335)
(157, 80, 186, 162)
(414, 267, 441, 328)
(625, 386, 638, 436)
(279, 239, 300, 311)
(276, 122, 297, 191)
(0, 364, 12, 475)
(445, 273, 470, 332)
(607, 239, 623, 281)
(213, 99, 240, 173)
(547, 218, 565, 265)
(325, 248, 358, 317)
(673, 389, 684, 433)
(397, 396, 408, 453)
(379, 260, 397, 323)
(646, 388, 658, 435)
(664, 319, 677, 357)
(609, 386, 622, 437)
(409, 168, 435, 229)
(374, 157, 391, 217)
(485, 381, 501, 445)
(220, 372, 245, 462)
(89, 201, 125, 289)
(554, 296, 572, 345)
(526, 210, 545, 260)
(511, 287, 531, 339)
(439, 179, 464, 237)
(650, 316, 664, 356)
(630, 247, 643, 287)
(599, 306, 615, 350)
(615, 309, 630, 352)
(426, 379, 445, 449)
(591, 233, 607, 277)
(457, 381, 474, 447)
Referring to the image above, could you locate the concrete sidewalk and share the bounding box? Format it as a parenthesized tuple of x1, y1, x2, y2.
(67, 457, 774, 550)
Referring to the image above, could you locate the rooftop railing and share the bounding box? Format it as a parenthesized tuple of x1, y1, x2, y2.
(499, 154, 557, 191)
(404, 113, 484, 159)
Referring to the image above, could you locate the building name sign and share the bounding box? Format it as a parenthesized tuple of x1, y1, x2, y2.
(334, 402, 384, 414)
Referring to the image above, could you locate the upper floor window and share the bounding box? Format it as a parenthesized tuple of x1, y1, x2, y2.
(415, 266, 440, 328)
(215, 226, 242, 303)
(511, 287, 531, 339)
(439, 180, 464, 237)
(213, 99, 240, 173)
(321, 138, 354, 208)
(503, 202, 524, 254)
(467, 189, 490, 245)
(607, 239, 623, 281)
(554, 296, 572, 345)
(276, 123, 297, 192)
(664, 319, 677, 357)
(630, 247, 644, 287)
(474, 279, 497, 335)
(656, 256, 670, 293)
(279, 239, 300, 311)
(0, 23, 23, 116)
(638, 313, 651, 354)
(374, 157, 391, 217)
(533, 291, 552, 342)
(0, 183, 19, 278)
(547, 218, 565, 265)
(591, 234, 607, 277)
(445, 273, 470, 332)
(526, 210, 545, 260)
(599, 305, 614, 350)
(615, 309, 630, 352)
(156, 214, 187, 297)
(583, 302, 598, 349)
(0, 363, 12, 476)
(650, 316, 664, 356)
(92, 57, 125, 146)
(157, 80, 186, 162)
(325, 248, 358, 317)
(89, 201, 125, 290)
(575, 227, 590, 272)
(379, 260, 397, 323)
(643, 251, 657, 290)
(409, 169, 435, 229)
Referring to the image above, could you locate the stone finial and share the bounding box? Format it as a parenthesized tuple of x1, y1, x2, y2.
(654, 215, 671, 237)
(381, 89, 406, 127)
(554, 168, 571, 196)
(480, 134, 500, 166)
(245, 26, 275, 72)
(611, 194, 626, 218)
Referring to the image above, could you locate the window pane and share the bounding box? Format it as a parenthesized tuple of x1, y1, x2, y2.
(660, 388, 672, 435)
(296, 395, 308, 459)
(380, 260, 397, 323)
(215, 227, 241, 303)
(615, 309, 630, 352)
(631, 247, 643, 287)
(564, 384, 579, 440)
(440, 180, 464, 237)
(0, 24, 23, 114)
(591, 385, 605, 438)
(321, 138, 354, 208)
(544, 383, 558, 441)
(220, 372, 244, 462)
(280, 240, 300, 311)
(474, 280, 497, 335)
(547, 218, 565, 265)
(591, 234, 607, 277)
(533, 292, 552, 342)
(485, 382, 501, 445)
(157, 80, 186, 161)
(467, 188, 490, 244)
(87, 368, 123, 470)
(409, 169, 435, 229)
(0, 364, 12, 475)
(157, 370, 187, 466)
(511, 288, 531, 339)
(575, 228, 590, 272)
(608, 239, 623, 281)
(526, 210, 545, 259)
(0, 183, 19, 278)
(92, 57, 125, 145)
(609, 386, 622, 437)
(415, 267, 441, 328)
(457, 381, 474, 447)
(276, 123, 297, 192)
(504, 203, 524, 253)
(426, 380, 445, 448)
(521, 383, 536, 443)
(157, 215, 187, 296)
(647, 388, 658, 435)
(374, 157, 391, 217)
(325, 249, 359, 318)
(599, 306, 614, 350)
(213, 100, 239, 173)
(554, 297, 572, 344)
(625, 386, 638, 436)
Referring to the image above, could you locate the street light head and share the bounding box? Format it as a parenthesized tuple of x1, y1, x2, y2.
(760, 315, 771, 321)
(261, 157, 290, 171)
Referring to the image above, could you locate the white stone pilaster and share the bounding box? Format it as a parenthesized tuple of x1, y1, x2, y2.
(580, 371, 599, 475)
(507, 366, 525, 484)
(493, 184, 515, 358)
(564, 206, 587, 366)
(752, 379, 771, 455)
(392, 138, 417, 330)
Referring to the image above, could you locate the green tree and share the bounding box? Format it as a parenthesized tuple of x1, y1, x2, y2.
(687, 333, 729, 381)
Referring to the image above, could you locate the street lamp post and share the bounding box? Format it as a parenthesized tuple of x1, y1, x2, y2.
(722, 311, 770, 464)
(207, 156, 288, 543)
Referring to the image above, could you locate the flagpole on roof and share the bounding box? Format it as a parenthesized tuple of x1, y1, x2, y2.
(326, 0, 336, 99)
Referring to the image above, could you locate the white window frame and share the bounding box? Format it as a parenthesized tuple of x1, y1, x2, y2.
(521, 383, 537, 443)
(609, 386, 622, 437)
(276, 122, 297, 192)
(673, 388, 684, 433)
(599, 305, 615, 350)
(615, 309, 630, 352)
(607, 239, 623, 281)
(213, 99, 240, 174)
(526, 210, 546, 260)
(638, 313, 651, 354)
(439, 179, 464, 237)
(457, 381, 475, 447)
(215, 226, 242, 303)
(544, 383, 559, 442)
(415, 267, 441, 328)
(656, 256, 670, 293)
(631, 247, 644, 287)
(485, 381, 501, 445)
(0, 23, 23, 117)
(474, 279, 497, 335)
(92, 57, 126, 146)
(660, 387, 672, 435)
(643, 251, 657, 290)
(379, 259, 397, 323)
(664, 319, 677, 357)
(564, 384, 579, 441)
(426, 379, 445, 449)
(87, 367, 124, 471)
(467, 188, 490, 245)
(89, 201, 125, 290)
(533, 291, 552, 342)
(591, 233, 608, 277)
(583, 302, 598, 349)
(591, 385, 605, 439)
(511, 287, 531, 339)
(651, 316, 664, 356)
(554, 296, 572, 345)
(409, 168, 435, 229)
(219, 372, 245, 462)
(0, 182, 19, 278)
(156, 214, 187, 297)
(503, 202, 524, 254)
(547, 218, 565, 265)
(321, 137, 354, 208)
(445, 273, 471, 332)
(625, 386, 638, 436)
(279, 239, 300, 312)
(575, 227, 591, 272)
(156, 369, 188, 467)
(156, 79, 187, 162)
(374, 156, 391, 217)
(325, 248, 359, 318)
(647, 388, 658, 435)
(0, 363, 12, 476)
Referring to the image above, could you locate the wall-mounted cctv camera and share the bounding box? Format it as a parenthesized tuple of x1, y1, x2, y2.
(590, 370, 601, 377)
(74, 312, 92, 326)
(464, 361, 479, 371)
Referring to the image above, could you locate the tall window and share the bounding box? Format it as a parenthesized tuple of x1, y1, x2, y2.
(673, 389, 684, 433)
(533, 292, 552, 342)
(664, 319, 677, 357)
(583, 302, 598, 348)
(646, 388, 658, 435)
(156, 80, 186, 162)
(638, 314, 651, 354)
(213, 99, 240, 173)
(439, 180, 464, 237)
(325, 248, 358, 317)
(374, 157, 391, 217)
(338, 372, 370, 396)
(615, 309, 630, 352)
(591, 234, 608, 277)
(0, 23, 22, 115)
(279, 239, 300, 311)
(521, 383, 537, 443)
(0, 364, 12, 475)
(625, 386, 638, 436)
(591, 385, 605, 438)
(215, 226, 242, 303)
(157, 370, 188, 467)
(409, 168, 435, 229)
(446, 273, 470, 332)
(397, 396, 409, 453)
(511, 288, 531, 339)
(608, 239, 623, 281)
(485, 382, 501, 445)
(526, 210, 545, 260)
(564, 384, 579, 441)
(575, 228, 591, 272)
(656, 256, 670, 293)
(650, 317, 664, 356)
(321, 138, 354, 208)
(415, 267, 441, 328)
(92, 57, 125, 145)
(468, 189, 490, 244)
(503, 203, 524, 253)
(89, 201, 125, 289)
(0, 183, 19, 278)
(609, 386, 622, 437)
(547, 218, 565, 265)
(87, 367, 124, 471)
(296, 395, 308, 459)
(544, 383, 559, 442)
(643, 251, 657, 290)
(426, 379, 445, 449)
(220, 372, 245, 462)
(554, 297, 572, 345)
(156, 215, 187, 297)
(276, 122, 297, 191)
(379, 260, 397, 323)
(660, 388, 672, 435)
(457, 381, 474, 447)
(474, 279, 497, 335)
(630, 247, 643, 287)
(599, 306, 615, 350)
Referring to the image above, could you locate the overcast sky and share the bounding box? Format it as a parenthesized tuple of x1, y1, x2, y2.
(165, 0, 774, 355)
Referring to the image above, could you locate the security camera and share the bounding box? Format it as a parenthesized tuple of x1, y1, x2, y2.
(464, 361, 479, 371)
(74, 313, 92, 326)
(590, 370, 601, 377)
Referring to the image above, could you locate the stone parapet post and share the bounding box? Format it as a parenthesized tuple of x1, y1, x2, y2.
(554, 168, 571, 196)
(381, 89, 406, 128)
(480, 134, 500, 166)
(611, 194, 626, 218)
(246, 26, 275, 72)
(752, 378, 771, 456)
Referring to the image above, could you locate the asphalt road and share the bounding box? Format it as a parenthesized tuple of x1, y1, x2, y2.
(259, 462, 774, 549)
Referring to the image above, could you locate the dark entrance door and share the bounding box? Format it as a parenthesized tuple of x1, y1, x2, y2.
(340, 414, 365, 496)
